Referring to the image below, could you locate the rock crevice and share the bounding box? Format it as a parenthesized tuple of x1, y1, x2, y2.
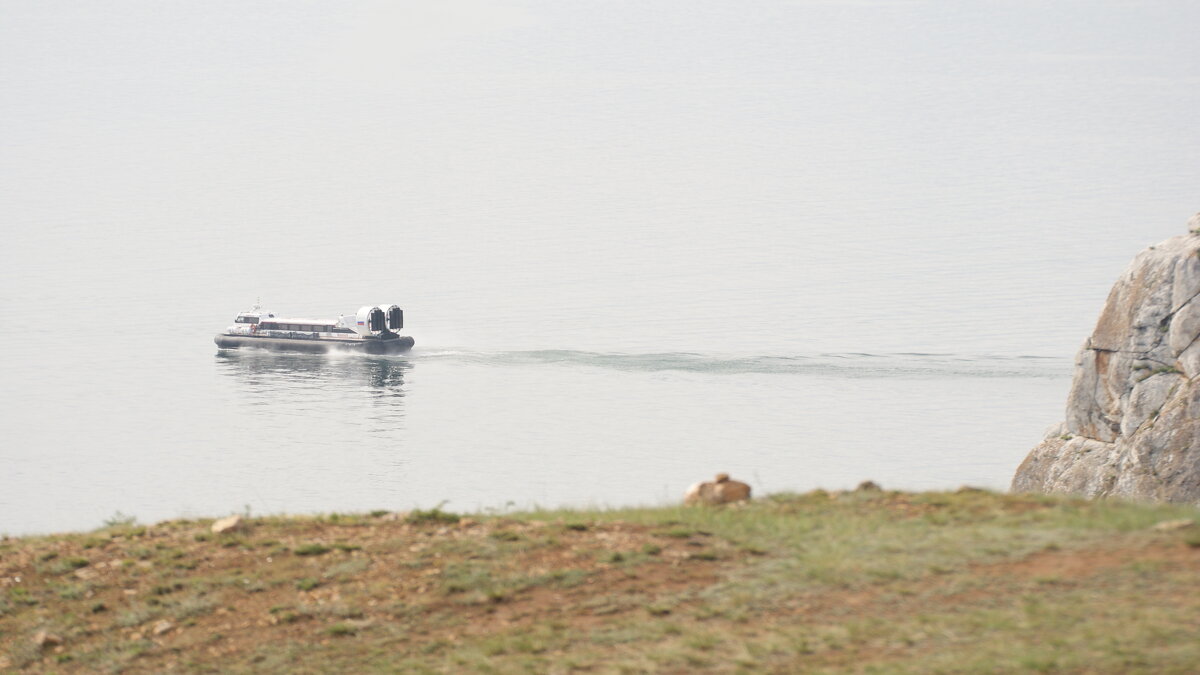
(1012, 215, 1200, 504)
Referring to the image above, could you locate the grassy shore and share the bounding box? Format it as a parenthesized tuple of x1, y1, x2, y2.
(2, 489, 1199, 673)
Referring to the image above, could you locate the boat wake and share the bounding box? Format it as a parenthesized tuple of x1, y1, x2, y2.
(413, 349, 1070, 379)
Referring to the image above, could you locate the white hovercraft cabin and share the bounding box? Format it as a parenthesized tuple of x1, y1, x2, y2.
(214, 304, 414, 354)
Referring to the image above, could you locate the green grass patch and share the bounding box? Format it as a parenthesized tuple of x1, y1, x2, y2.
(294, 543, 332, 557)
(405, 506, 461, 525)
(325, 622, 358, 637)
(49, 556, 91, 574)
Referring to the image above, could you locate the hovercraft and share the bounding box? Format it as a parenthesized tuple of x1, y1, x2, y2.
(214, 304, 414, 355)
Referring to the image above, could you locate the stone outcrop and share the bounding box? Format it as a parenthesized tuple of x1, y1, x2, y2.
(1012, 215, 1200, 504)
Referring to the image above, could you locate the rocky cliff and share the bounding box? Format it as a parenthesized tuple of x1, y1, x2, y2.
(1012, 215, 1200, 504)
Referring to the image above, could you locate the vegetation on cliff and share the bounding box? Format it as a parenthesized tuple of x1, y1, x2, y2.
(2, 490, 1199, 673)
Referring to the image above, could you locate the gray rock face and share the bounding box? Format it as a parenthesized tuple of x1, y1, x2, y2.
(1012, 216, 1200, 504)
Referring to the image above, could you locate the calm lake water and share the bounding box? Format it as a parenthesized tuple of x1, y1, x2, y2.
(2, 1, 1197, 534)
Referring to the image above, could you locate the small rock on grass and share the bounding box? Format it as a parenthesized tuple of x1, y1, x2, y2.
(1151, 519, 1195, 531)
(684, 473, 752, 506)
(211, 515, 242, 534)
(34, 631, 63, 648)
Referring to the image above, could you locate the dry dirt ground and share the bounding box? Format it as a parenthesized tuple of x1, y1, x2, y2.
(2, 513, 742, 672)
